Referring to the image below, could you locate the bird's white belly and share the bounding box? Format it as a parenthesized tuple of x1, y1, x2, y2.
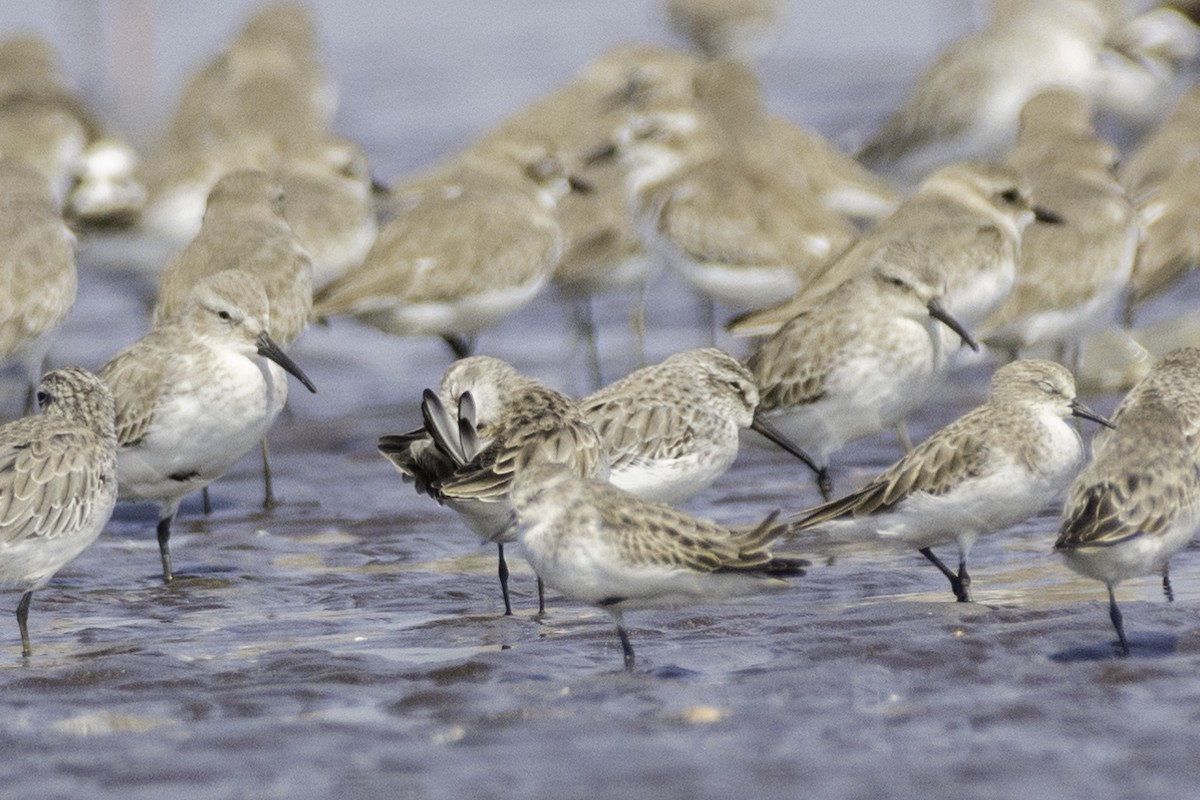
(117, 354, 285, 502)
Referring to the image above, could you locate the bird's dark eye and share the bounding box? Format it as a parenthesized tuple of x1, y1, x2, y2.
(218, 310, 232, 321)
(999, 188, 1021, 204)
(35, 391, 49, 408)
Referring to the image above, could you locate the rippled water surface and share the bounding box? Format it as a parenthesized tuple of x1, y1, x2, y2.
(3, 2, 1200, 799)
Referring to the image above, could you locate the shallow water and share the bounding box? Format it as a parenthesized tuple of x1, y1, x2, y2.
(3, 2, 1200, 799)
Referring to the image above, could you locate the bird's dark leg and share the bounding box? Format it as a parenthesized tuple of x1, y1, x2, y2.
(16, 591, 33, 657)
(615, 617, 635, 671)
(442, 334, 475, 360)
(1162, 565, 1174, 603)
(157, 516, 175, 583)
(201, 487, 212, 515)
(572, 297, 603, 390)
(816, 468, 833, 501)
(497, 543, 513, 616)
(956, 558, 972, 603)
(537, 577, 546, 618)
(260, 438, 275, 510)
(916, 551, 974, 599)
(1109, 584, 1130, 657)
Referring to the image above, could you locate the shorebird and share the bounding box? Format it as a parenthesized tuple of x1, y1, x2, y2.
(314, 137, 575, 359)
(1123, 159, 1200, 324)
(580, 348, 822, 502)
(0, 156, 77, 414)
(745, 240, 979, 497)
(0, 367, 117, 656)
(154, 169, 313, 346)
(613, 104, 856, 314)
(980, 88, 1137, 362)
(504, 463, 806, 670)
(1056, 391, 1200, 656)
(482, 44, 700, 385)
(140, 3, 340, 244)
(728, 161, 1060, 339)
(153, 169, 314, 509)
(789, 359, 1112, 602)
(1119, 84, 1200, 198)
(99, 269, 316, 583)
(0, 34, 144, 223)
(856, 0, 1113, 180)
(379, 356, 607, 615)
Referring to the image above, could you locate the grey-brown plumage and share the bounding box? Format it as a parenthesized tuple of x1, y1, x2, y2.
(1103, 347, 1200, 460)
(100, 269, 316, 583)
(856, 1, 1112, 179)
(1056, 390, 1200, 655)
(1124, 159, 1200, 320)
(0, 156, 77, 412)
(980, 88, 1136, 357)
(154, 169, 313, 347)
(581, 347, 820, 501)
(1119, 84, 1200, 197)
(729, 161, 1053, 338)
(507, 464, 804, 670)
(0, 35, 144, 223)
(315, 139, 568, 357)
(745, 240, 979, 492)
(379, 356, 607, 615)
(0, 367, 117, 656)
(790, 359, 1110, 602)
(152, 169, 314, 511)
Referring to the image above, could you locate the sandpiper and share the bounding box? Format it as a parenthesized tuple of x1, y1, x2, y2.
(980, 88, 1137, 362)
(856, 0, 1113, 180)
(0, 156, 77, 414)
(728, 161, 1060, 339)
(0, 367, 117, 656)
(789, 359, 1112, 602)
(504, 463, 806, 671)
(1056, 391, 1200, 655)
(379, 356, 607, 615)
(580, 347, 822, 501)
(314, 137, 574, 359)
(99, 269, 316, 583)
(745, 240, 979, 497)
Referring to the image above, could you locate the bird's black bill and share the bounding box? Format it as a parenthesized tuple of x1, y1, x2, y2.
(751, 413, 821, 475)
(927, 299, 980, 352)
(567, 174, 594, 194)
(583, 140, 618, 166)
(1070, 399, 1115, 429)
(256, 332, 317, 393)
(1033, 206, 1064, 224)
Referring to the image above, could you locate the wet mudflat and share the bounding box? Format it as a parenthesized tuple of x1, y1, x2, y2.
(2, 2, 1200, 799)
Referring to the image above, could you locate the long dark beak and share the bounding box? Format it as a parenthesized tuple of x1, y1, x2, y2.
(926, 298, 979, 352)
(256, 331, 317, 393)
(751, 412, 820, 474)
(583, 140, 618, 166)
(1070, 399, 1114, 429)
(1033, 206, 1064, 224)
(370, 175, 391, 196)
(567, 174, 594, 194)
